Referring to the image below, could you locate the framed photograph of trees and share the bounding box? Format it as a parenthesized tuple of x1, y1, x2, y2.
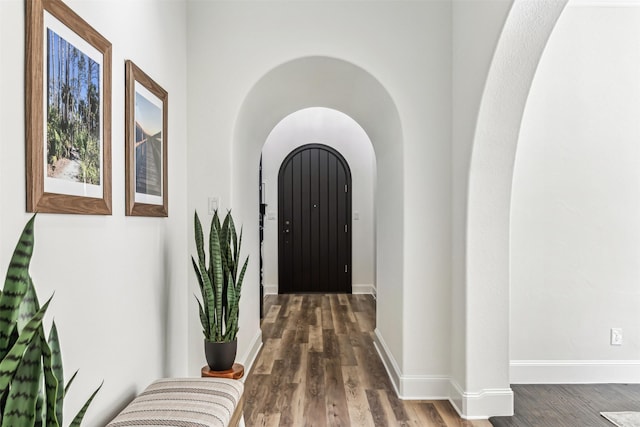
(125, 60, 168, 217)
(26, 0, 112, 214)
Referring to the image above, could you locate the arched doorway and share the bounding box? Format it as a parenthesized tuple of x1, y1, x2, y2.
(231, 56, 404, 392)
(260, 106, 377, 300)
(278, 144, 352, 294)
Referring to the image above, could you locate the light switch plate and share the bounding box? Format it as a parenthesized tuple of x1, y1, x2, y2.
(208, 197, 219, 215)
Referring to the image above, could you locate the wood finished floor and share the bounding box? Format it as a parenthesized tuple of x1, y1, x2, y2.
(243, 294, 491, 427)
(490, 384, 640, 427)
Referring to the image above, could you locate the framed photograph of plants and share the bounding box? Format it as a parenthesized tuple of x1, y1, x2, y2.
(125, 60, 168, 217)
(26, 0, 112, 215)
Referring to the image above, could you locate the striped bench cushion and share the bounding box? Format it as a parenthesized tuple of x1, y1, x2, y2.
(107, 378, 244, 427)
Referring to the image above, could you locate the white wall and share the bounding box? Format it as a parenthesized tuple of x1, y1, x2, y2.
(450, 0, 513, 399)
(261, 107, 376, 295)
(511, 1, 640, 383)
(0, 1, 188, 425)
(186, 0, 452, 396)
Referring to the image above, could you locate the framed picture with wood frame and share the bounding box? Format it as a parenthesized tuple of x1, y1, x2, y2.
(124, 60, 168, 217)
(26, 0, 112, 215)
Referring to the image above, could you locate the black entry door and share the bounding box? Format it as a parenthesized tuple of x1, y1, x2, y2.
(278, 144, 351, 293)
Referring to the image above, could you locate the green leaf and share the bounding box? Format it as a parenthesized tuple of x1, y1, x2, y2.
(64, 370, 78, 397)
(0, 215, 36, 356)
(194, 212, 206, 273)
(17, 276, 40, 334)
(196, 297, 209, 340)
(196, 253, 216, 340)
(68, 381, 102, 427)
(0, 296, 52, 402)
(1, 333, 42, 427)
(211, 211, 224, 284)
(47, 322, 63, 426)
(209, 224, 224, 341)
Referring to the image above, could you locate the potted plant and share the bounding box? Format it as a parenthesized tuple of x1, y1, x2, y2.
(193, 210, 249, 371)
(0, 215, 101, 426)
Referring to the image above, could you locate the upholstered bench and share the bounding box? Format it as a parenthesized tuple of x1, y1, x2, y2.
(107, 377, 244, 427)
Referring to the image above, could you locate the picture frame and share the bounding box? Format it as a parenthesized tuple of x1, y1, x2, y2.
(125, 60, 168, 217)
(26, 0, 112, 215)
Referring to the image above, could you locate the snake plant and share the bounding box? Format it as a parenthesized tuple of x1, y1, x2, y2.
(193, 210, 249, 343)
(0, 215, 101, 426)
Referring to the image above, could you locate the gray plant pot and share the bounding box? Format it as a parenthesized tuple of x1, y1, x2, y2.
(204, 339, 237, 371)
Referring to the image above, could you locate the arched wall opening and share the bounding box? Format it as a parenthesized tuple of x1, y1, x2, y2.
(461, 0, 569, 417)
(261, 107, 377, 297)
(229, 56, 405, 376)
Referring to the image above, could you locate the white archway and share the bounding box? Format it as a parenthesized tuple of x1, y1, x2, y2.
(229, 56, 406, 379)
(461, 0, 569, 418)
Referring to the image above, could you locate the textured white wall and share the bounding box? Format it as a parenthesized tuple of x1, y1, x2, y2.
(261, 108, 376, 294)
(0, 1, 188, 425)
(511, 2, 640, 381)
(451, 0, 513, 395)
(186, 0, 452, 390)
(464, 0, 568, 415)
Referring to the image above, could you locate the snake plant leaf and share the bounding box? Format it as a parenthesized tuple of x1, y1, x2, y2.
(191, 257, 205, 295)
(1, 335, 42, 427)
(225, 272, 236, 325)
(192, 256, 214, 339)
(0, 215, 36, 356)
(35, 391, 44, 427)
(0, 296, 51, 402)
(210, 211, 222, 284)
(47, 322, 63, 426)
(68, 381, 103, 427)
(219, 212, 230, 271)
(235, 226, 244, 281)
(64, 369, 78, 397)
(38, 328, 61, 427)
(209, 223, 224, 341)
(194, 212, 206, 274)
(196, 251, 216, 340)
(17, 276, 40, 334)
(228, 215, 238, 278)
(196, 297, 208, 339)
(236, 257, 249, 302)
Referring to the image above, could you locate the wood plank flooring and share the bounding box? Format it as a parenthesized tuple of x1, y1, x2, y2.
(490, 384, 640, 427)
(243, 294, 491, 426)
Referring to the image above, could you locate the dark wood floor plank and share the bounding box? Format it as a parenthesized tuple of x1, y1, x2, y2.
(325, 357, 351, 426)
(490, 384, 640, 427)
(365, 389, 391, 427)
(304, 351, 327, 426)
(337, 334, 357, 366)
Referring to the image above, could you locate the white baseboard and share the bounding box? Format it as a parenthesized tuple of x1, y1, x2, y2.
(510, 360, 640, 384)
(237, 329, 262, 381)
(264, 284, 278, 295)
(263, 283, 376, 296)
(373, 329, 449, 399)
(352, 284, 376, 296)
(374, 329, 512, 418)
(448, 380, 513, 419)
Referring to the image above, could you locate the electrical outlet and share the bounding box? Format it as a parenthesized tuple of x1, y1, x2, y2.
(611, 328, 623, 346)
